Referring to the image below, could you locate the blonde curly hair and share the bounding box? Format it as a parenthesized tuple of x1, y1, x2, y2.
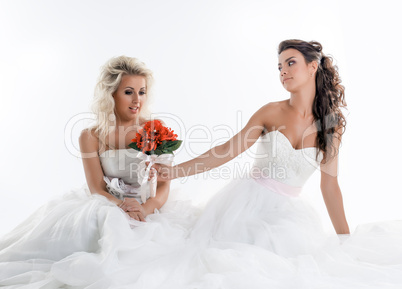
(86, 56, 154, 151)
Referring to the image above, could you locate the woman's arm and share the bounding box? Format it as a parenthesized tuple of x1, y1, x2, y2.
(79, 129, 166, 222)
(79, 129, 123, 206)
(158, 105, 269, 180)
(319, 128, 350, 235)
(141, 180, 171, 216)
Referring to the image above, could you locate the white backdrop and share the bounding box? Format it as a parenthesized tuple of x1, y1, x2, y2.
(0, 0, 401, 236)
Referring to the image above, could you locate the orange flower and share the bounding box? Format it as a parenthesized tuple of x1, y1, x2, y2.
(130, 120, 179, 154)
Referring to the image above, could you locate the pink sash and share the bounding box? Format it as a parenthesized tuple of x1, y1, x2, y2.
(251, 169, 302, 197)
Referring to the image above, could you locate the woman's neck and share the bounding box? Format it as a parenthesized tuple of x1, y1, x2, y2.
(115, 118, 141, 131)
(289, 84, 316, 118)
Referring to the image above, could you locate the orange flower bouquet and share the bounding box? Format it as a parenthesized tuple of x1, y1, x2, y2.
(129, 120, 182, 203)
(129, 120, 182, 155)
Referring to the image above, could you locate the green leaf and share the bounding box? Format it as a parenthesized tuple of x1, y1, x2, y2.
(165, 140, 182, 151)
(154, 147, 164, 155)
(128, 142, 141, 151)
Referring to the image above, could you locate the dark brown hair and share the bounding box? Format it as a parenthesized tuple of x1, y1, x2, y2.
(278, 39, 347, 161)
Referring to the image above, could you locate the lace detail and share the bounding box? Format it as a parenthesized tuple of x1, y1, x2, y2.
(252, 131, 323, 187)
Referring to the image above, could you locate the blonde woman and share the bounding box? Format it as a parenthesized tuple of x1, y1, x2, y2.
(0, 56, 185, 288)
(80, 56, 168, 221)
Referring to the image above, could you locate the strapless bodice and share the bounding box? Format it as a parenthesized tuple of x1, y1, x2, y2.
(99, 149, 175, 203)
(99, 149, 144, 202)
(252, 130, 323, 187)
(99, 149, 142, 187)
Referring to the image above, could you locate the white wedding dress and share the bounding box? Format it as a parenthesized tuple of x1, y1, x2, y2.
(170, 130, 402, 289)
(1, 131, 402, 288)
(0, 149, 197, 288)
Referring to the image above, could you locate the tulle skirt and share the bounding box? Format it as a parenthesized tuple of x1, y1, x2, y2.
(0, 185, 198, 288)
(1, 178, 402, 288)
(178, 177, 402, 288)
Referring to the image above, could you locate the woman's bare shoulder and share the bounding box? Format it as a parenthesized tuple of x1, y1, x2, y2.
(79, 127, 98, 142)
(79, 127, 99, 154)
(255, 100, 289, 132)
(259, 100, 288, 114)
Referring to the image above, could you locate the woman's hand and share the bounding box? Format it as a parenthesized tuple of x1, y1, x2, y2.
(146, 162, 173, 181)
(118, 198, 147, 222)
(148, 167, 158, 181)
(119, 198, 145, 215)
(127, 211, 146, 222)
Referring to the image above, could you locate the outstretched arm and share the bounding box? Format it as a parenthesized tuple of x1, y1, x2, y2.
(319, 128, 350, 235)
(157, 105, 269, 180)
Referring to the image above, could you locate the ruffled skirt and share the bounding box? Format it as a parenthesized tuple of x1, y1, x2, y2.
(1, 178, 402, 288)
